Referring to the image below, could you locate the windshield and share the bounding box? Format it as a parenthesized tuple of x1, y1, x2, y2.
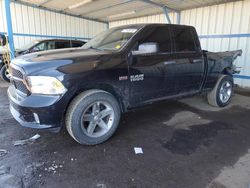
(82, 27, 140, 51)
(18, 40, 40, 51)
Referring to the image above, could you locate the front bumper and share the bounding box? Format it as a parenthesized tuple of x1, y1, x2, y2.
(8, 85, 70, 131)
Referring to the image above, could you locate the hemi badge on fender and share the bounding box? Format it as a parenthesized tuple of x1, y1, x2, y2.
(119, 76, 128, 81)
(130, 74, 144, 82)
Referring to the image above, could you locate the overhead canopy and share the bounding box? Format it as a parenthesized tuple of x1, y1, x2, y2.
(15, 0, 240, 22)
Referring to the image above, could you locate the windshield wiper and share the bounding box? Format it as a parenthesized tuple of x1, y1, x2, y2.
(88, 46, 104, 51)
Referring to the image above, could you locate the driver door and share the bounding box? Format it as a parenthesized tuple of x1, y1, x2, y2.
(128, 26, 178, 105)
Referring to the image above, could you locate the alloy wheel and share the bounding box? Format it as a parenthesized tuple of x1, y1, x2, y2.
(80, 101, 115, 138)
(219, 80, 232, 103)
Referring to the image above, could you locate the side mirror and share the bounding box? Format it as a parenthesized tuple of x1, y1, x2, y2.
(0, 34, 7, 46)
(30, 47, 40, 53)
(22, 49, 31, 55)
(132, 42, 159, 55)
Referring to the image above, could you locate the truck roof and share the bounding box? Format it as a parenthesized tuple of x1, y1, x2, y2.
(34, 39, 84, 43)
(113, 23, 194, 29)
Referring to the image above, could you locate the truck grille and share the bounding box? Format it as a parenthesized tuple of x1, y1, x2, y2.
(10, 66, 30, 96)
(14, 80, 30, 94)
(12, 68, 23, 79)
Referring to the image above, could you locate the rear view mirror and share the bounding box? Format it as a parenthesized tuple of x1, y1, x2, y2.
(132, 42, 159, 55)
(0, 34, 7, 46)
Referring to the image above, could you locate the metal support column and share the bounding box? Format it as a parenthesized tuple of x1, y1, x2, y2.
(162, 6, 171, 24)
(4, 0, 15, 59)
(176, 11, 181, 24)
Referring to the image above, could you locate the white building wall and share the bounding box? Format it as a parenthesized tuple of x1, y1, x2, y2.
(0, 0, 107, 49)
(109, 0, 250, 88)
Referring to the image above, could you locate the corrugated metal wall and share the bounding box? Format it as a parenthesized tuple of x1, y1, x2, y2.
(0, 0, 107, 49)
(181, 0, 250, 88)
(110, 0, 250, 88)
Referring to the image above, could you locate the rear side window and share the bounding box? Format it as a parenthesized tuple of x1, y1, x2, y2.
(138, 26, 171, 53)
(171, 26, 196, 53)
(47, 41, 55, 50)
(71, 41, 84, 47)
(55, 41, 70, 49)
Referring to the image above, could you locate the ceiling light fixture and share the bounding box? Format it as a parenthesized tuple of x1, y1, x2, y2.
(108, 11, 136, 19)
(68, 0, 92, 9)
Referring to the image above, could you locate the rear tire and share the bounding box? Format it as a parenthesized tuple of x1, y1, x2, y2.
(66, 90, 121, 145)
(207, 75, 233, 107)
(0, 64, 10, 82)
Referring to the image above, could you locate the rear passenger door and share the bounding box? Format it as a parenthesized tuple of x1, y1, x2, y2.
(170, 26, 205, 94)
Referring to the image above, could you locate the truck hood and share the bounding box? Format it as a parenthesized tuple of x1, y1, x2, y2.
(12, 48, 114, 75)
(15, 49, 27, 56)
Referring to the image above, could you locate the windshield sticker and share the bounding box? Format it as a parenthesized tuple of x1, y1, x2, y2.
(121, 29, 137, 33)
(115, 44, 121, 49)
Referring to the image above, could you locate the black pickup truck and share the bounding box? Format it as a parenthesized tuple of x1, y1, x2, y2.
(8, 24, 242, 145)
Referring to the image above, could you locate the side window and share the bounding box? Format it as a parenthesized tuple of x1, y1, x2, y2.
(55, 41, 70, 49)
(32, 42, 47, 52)
(47, 41, 55, 50)
(72, 42, 84, 47)
(171, 26, 196, 53)
(137, 26, 172, 53)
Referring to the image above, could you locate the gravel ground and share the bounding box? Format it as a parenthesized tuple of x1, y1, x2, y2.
(1, 80, 250, 188)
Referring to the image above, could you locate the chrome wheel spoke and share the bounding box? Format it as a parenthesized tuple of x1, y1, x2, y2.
(92, 102, 100, 114)
(87, 121, 97, 135)
(100, 109, 113, 119)
(223, 95, 227, 100)
(98, 119, 108, 130)
(225, 82, 231, 88)
(82, 114, 92, 122)
(219, 80, 232, 103)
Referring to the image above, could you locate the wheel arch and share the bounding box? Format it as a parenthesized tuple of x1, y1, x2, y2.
(67, 83, 127, 116)
(222, 67, 233, 76)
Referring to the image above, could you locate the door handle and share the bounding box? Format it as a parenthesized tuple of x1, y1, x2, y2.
(164, 61, 176, 65)
(191, 59, 203, 63)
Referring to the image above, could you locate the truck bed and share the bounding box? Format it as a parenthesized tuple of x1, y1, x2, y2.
(206, 50, 242, 62)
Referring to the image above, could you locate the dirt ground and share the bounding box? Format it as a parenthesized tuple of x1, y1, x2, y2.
(1, 80, 250, 188)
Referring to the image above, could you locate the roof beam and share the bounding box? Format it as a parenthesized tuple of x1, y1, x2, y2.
(139, 0, 179, 24)
(162, 6, 171, 24)
(38, 0, 53, 7)
(78, 0, 135, 17)
(77, 0, 178, 22)
(138, 0, 178, 12)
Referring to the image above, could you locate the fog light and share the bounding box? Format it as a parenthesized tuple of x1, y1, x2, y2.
(33, 113, 40, 124)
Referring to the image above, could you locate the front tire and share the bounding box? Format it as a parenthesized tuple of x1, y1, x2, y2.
(66, 90, 121, 145)
(0, 64, 10, 82)
(207, 75, 233, 107)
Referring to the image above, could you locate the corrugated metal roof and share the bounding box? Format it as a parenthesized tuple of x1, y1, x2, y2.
(16, 0, 241, 22)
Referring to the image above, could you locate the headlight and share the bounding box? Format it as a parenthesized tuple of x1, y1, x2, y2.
(26, 76, 67, 95)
